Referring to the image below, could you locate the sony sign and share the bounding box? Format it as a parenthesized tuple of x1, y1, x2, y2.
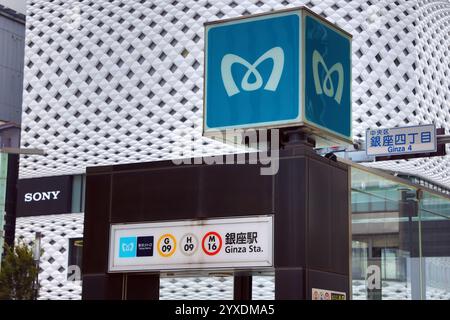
(17, 176, 72, 217)
(24, 191, 61, 202)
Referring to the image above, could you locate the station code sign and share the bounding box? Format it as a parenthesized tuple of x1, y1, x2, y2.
(366, 124, 437, 157)
(108, 215, 273, 272)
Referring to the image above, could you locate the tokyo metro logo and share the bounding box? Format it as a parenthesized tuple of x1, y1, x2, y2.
(119, 237, 136, 258)
(304, 14, 351, 139)
(221, 47, 285, 97)
(122, 243, 134, 252)
(205, 13, 299, 129)
(312, 50, 344, 104)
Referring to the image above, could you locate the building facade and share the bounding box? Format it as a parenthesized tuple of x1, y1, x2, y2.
(16, 0, 450, 299)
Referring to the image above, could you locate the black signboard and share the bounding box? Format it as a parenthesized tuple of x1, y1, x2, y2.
(16, 175, 72, 217)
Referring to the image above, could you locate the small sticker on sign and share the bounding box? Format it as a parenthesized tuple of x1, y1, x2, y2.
(312, 288, 346, 300)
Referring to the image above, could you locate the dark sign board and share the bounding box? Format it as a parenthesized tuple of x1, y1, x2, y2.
(16, 175, 72, 217)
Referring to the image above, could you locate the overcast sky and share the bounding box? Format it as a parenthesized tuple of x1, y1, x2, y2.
(0, 0, 26, 14)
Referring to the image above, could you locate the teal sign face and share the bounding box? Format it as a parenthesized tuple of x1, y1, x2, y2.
(304, 15, 351, 139)
(205, 12, 301, 130)
(204, 9, 352, 143)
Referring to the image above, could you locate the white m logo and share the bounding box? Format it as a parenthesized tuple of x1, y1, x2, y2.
(312, 50, 344, 104)
(221, 47, 284, 97)
(122, 243, 134, 252)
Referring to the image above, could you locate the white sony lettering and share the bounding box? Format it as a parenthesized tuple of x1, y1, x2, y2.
(50, 190, 61, 200)
(24, 193, 33, 202)
(32, 192, 42, 201)
(25, 191, 62, 202)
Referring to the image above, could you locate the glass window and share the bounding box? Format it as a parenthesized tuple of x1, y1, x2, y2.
(68, 238, 83, 281)
(71, 175, 85, 213)
(351, 167, 450, 300)
(352, 168, 417, 300)
(419, 191, 450, 300)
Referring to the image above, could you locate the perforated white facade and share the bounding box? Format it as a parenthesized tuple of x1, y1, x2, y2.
(19, 0, 450, 187)
(16, 0, 450, 300)
(15, 213, 83, 300)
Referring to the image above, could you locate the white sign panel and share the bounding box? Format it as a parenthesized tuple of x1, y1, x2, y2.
(108, 216, 273, 272)
(366, 124, 436, 157)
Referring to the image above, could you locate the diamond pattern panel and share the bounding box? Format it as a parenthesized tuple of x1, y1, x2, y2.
(15, 213, 84, 300)
(352, 280, 450, 300)
(18, 0, 450, 188)
(252, 275, 275, 300)
(367, 0, 450, 186)
(160, 276, 234, 300)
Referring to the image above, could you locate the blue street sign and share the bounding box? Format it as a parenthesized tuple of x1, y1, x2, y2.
(366, 124, 437, 157)
(205, 12, 301, 130)
(304, 14, 352, 140)
(204, 8, 352, 144)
